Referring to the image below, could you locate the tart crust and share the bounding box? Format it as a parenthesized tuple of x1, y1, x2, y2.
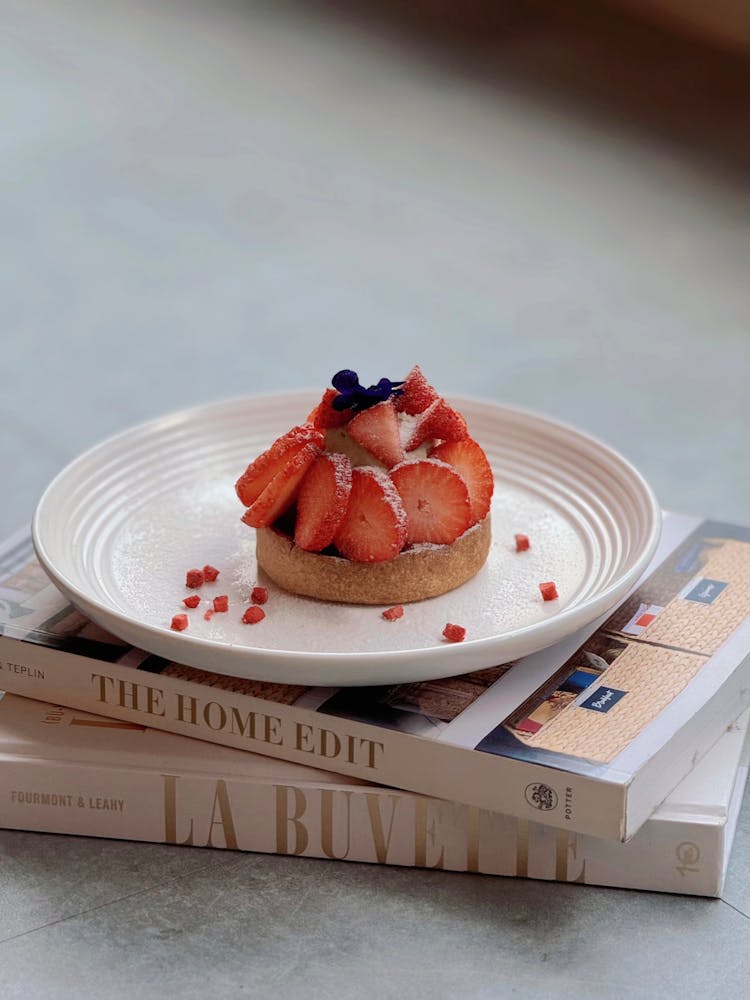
(256, 515, 491, 605)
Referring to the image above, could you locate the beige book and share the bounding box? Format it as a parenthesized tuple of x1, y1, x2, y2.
(1, 694, 747, 897)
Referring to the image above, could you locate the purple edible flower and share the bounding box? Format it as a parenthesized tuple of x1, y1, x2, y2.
(330, 370, 404, 412)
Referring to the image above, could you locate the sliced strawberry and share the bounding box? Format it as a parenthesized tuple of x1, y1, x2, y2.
(334, 467, 407, 562)
(307, 388, 352, 430)
(429, 438, 493, 525)
(235, 424, 324, 507)
(241, 443, 320, 528)
(390, 458, 471, 545)
(394, 364, 439, 415)
(347, 400, 404, 468)
(405, 398, 469, 451)
(294, 452, 353, 552)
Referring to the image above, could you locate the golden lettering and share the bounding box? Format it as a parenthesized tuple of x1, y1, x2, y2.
(146, 686, 165, 717)
(116, 679, 140, 711)
(555, 831, 586, 883)
(230, 707, 258, 740)
(365, 793, 400, 864)
(321, 790, 353, 860)
(319, 729, 340, 759)
(275, 785, 308, 855)
(295, 722, 315, 753)
(91, 672, 115, 704)
(264, 715, 283, 746)
(176, 693, 198, 725)
(162, 775, 195, 846)
(364, 738, 384, 769)
(206, 780, 238, 850)
(203, 701, 227, 731)
(414, 799, 445, 870)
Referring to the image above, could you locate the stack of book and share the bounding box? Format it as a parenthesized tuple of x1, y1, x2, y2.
(1, 511, 749, 896)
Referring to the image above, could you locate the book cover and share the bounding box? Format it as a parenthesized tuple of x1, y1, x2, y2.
(1, 512, 749, 841)
(1, 692, 746, 897)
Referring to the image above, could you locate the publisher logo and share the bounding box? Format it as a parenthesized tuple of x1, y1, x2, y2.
(524, 783, 558, 811)
(683, 578, 727, 605)
(580, 687, 627, 713)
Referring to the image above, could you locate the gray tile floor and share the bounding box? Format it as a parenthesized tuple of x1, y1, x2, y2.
(1, 0, 749, 995)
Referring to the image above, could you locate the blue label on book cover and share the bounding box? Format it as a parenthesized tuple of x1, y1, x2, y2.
(580, 687, 627, 713)
(683, 579, 728, 605)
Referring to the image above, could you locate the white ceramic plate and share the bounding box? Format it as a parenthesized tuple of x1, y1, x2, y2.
(32, 393, 660, 686)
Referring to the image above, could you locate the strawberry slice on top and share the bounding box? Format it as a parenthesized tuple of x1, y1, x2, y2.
(404, 398, 469, 452)
(235, 423, 324, 507)
(347, 399, 405, 469)
(334, 467, 407, 562)
(429, 438, 494, 524)
(241, 442, 320, 528)
(307, 388, 352, 430)
(390, 458, 471, 545)
(295, 452, 353, 552)
(394, 364, 439, 415)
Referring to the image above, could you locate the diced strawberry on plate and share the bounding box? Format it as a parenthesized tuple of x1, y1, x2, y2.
(390, 458, 471, 545)
(429, 438, 494, 524)
(334, 467, 407, 562)
(241, 442, 320, 528)
(394, 364, 439, 415)
(295, 452, 353, 552)
(235, 423, 324, 507)
(347, 399, 405, 469)
(404, 398, 469, 451)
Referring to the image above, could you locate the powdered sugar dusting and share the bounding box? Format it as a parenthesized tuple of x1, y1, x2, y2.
(325, 450, 353, 489)
(357, 465, 408, 530)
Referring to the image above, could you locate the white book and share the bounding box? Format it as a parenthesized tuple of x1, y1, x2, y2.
(1, 513, 750, 841)
(1, 693, 746, 897)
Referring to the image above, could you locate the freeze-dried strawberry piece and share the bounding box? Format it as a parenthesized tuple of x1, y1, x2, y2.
(539, 581, 559, 601)
(307, 388, 352, 430)
(334, 467, 407, 562)
(242, 442, 321, 529)
(171, 613, 189, 632)
(404, 398, 469, 451)
(442, 623, 466, 642)
(242, 606, 266, 624)
(183, 595, 201, 609)
(213, 595, 229, 613)
(295, 452, 353, 552)
(251, 586, 268, 605)
(394, 365, 439, 415)
(235, 423, 324, 507)
(515, 534, 530, 552)
(204, 609, 214, 621)
(203, 564, 220, 582)
(347, 400, 404, 469)
(429, 438, 494, 525)
(382, 605, 404, 621)
(186, 569, 204, 589)
(390, 458, 471, 545)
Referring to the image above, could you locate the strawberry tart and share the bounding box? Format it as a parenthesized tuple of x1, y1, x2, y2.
(235, 367, 493, 604)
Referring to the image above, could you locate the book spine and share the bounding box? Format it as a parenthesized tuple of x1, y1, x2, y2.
(0, 750, 734, 896)
(0, 634, 628, 840)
